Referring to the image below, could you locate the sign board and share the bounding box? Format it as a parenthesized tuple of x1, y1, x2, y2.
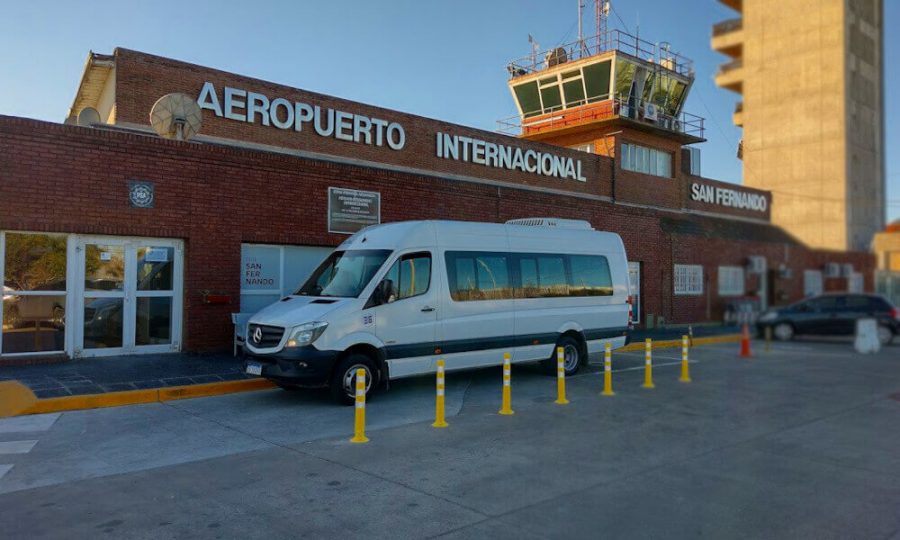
(690, 183, 767, 213)
(328, 187, 381, 234)
(144, 248, 170, 263)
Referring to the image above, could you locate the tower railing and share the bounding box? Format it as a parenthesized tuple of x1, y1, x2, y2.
(507, 29, 694, 79)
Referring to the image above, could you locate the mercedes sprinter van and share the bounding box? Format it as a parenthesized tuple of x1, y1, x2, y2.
(244, 218, 631, 404)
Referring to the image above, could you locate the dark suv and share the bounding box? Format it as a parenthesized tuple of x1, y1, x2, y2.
(757, 293, 899, 345)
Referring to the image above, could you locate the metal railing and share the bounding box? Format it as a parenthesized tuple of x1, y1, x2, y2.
(507, 29, 694, 79)
(712, 17, 743, 36)
(496, 96, 704, 139)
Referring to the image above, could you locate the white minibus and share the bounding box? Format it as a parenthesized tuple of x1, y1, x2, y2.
(244, 218, 631, 404)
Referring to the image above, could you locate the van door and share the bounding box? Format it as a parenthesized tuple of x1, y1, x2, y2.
(373, 251, 438, 378)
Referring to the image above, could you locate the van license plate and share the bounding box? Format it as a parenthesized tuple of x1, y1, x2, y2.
(245, 362, 263, 376)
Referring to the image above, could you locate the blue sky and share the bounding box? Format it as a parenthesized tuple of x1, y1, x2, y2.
(0, 0, 896, 221)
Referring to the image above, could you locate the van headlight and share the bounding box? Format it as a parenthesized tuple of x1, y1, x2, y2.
(758, 311, 777, 322)
(285, 321, 328, 348)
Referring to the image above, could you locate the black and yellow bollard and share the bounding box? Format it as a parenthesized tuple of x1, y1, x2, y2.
(641, 338, 655, 389)
(601, 342, 615, 396)
(554, 346, 569, 405)
(499, 352, 514, 415)
(432, 359, 449, 428)
(349, 368, 369, 443)
(679, 335, 692, 383)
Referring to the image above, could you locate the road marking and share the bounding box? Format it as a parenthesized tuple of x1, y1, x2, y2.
(0, 464, 11, 481)
(611, 360, 695, 373)
(0, 440, 38, 454)
(0, 413, 61, 434)
(579, 360, 697, 376)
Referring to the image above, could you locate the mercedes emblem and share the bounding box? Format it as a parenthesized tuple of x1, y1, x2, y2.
(252, 327, 263, 344)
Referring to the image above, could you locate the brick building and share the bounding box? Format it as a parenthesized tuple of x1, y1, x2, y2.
(0, 47, 873, 361)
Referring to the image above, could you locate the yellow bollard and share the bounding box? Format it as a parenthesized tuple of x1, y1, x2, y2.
(679, 335, 692, 383)
(432, 359, 449, 428)
(349, 368, 369, 443)
(641, 338, 655, 389)
(498, 352, 514, 415)
(601, 342, 615, 396)
(554, 346, 569, 405)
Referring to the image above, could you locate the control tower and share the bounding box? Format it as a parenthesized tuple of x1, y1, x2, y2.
(500, 3, 705, 175)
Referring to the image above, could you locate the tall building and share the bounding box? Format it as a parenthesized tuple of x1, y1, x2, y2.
(712, 0, 885, 251)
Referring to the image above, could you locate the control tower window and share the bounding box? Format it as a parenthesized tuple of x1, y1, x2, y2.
(513, 82, 542, 118)
(614, 59, 636, 101)
(511, 58, 613, 117)
(583, 60, 611, 103)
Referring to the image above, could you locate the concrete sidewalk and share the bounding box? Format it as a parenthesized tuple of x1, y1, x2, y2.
(0, 353, 253, 399)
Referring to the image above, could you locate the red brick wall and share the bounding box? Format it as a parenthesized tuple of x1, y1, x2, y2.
(0, 116, 875, 352)
(113, 49, 612, 200)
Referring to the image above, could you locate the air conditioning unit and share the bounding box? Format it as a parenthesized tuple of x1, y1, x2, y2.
(840, 263, 854, 278)
(746, 256, 766, 274)
(644, 103, 658, 121)
(506, 217, 594, 230)
(824, 263, 841, 278)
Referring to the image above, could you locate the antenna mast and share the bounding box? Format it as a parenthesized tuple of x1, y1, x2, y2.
(577, 1, 586, 54)
(596, 1, 610, 53)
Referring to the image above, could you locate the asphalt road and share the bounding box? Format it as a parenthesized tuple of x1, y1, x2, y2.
(1, 339, 899, 539)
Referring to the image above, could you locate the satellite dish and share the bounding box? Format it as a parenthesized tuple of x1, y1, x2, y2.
(545, 47, 568, 67)
(149, 93, 202, 141)
(77, 107, 101, 127)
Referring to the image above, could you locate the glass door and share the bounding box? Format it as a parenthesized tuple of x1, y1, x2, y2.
(79, 240, 128, 355)
(74, 237, 182, 357)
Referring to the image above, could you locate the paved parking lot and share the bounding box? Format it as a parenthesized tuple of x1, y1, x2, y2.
(0, 339, 898, 539)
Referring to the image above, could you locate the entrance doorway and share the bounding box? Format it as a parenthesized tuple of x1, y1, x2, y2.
(628, 261, 641, 325)
(74, 237, 183, 357)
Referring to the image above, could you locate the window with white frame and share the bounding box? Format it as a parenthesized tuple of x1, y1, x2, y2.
(2, 231, 69, 355)
(803, 270, 824, 297)
(717, 266, 745, 296)
(240, 244, 332, 314)
(569, 143, 593, 153)
(674, 264, 703, 296)
(621, 142, 673, 178)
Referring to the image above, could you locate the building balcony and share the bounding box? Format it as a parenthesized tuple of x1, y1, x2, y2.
(718, 0, 742, 13)
(715, 59, 743, 94)
(733, 101, 743, 127)
(711, 18, 743, 59)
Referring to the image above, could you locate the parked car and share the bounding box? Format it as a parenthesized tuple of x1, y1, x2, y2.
(244, 219, 632, 404)
(757, 293, 899, 345)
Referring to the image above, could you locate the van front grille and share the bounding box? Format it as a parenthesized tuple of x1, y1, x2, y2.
(247, 324, 285, 348)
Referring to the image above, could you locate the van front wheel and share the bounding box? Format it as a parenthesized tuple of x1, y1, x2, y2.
(541, 336, 584, 376)
(330, 354, 377, 406)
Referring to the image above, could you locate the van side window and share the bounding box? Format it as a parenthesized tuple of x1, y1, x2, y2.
(447, 251, 614, 301)
(446, 252, 512, 301)
(384, 252, 431, 302)
(536, 255, 568, 298)
(569, 255, 614, 297)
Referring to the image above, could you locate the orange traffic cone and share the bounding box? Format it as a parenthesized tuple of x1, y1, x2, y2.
(739, 322, 752, 358)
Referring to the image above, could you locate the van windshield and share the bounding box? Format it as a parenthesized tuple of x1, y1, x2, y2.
(295, 249, 391, 298)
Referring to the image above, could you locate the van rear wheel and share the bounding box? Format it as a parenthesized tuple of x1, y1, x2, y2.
(541, 336, 584, 376)
(330, 354, 377, 406)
